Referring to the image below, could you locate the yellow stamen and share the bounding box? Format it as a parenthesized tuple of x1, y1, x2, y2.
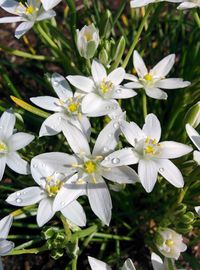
(0, 141, 7, 152)
(84, 161, 97, 174)
(166, 239, 174, 247)
(100, 79, 113, 94)
(144, 73, 153, 82)
(68, 103, 78, 113)
(25, 5, 35, 14)
(84, 32, 93, 42)
(145, 145, 154, 154)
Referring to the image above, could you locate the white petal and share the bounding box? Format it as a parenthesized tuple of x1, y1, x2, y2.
(30, 96, 61, 112)
(77, 115, 91, 141)
(0, 0, 19, 15)
(51, 73, 73, 100)
(151, 253, 165, 270)
(87, 180, 112, 226)
(151, 54, 175, 78)
(133, 50, 148, 78)
(120, 120, 144, 147)
(186, 124, 200, 150)
(194, 150, 200, 165)
(15, 21, 34, 39)
(155, 78, 191, 89)
(0, 215, 13, 238)
(122, 258, 136, 270)
(41, 0, 61, 10)
(138, 159, 158, 193)
(8, 132, 34, 151)
(62, 120, 91, 155)
(102, 166, 139, 184)
(37, 198, 55, 227)
(61, 200, 86, 227)
(145, 87, 168, 100)
(130, 0, 154, 8)
(0, 110, 15, 139)
(0, 16, 23, 23)
(91, 60, 107, 83)
(39, 113, 63, 137)
(36, 10, 56, 21)
(6, 186, 45, 206)
(124, 82, 143, 89)
(111, 87, 137, 99)
(124, 73, 139, 82)
(177, 2, 198, 10)
(107, 67, 125, 86)
(82, 93, 119, 117)
(101, 148, 139, 168)
(0, 156, 6, 181)
(195, 206, 200, 216)
(0, 240, 14, 255)
(88, 256, 111, 270)
(156, 159, 184, 188)
(143, 113, 161, 141)
(6, 152, 30, 175)
(53, 175, 86, 212)
(158, 141, 192, 159)
(92, 119, 121, 156)
(67, 75, 94, 93)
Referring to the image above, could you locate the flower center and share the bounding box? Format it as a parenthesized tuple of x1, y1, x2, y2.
(144, 73, 153, 82)
(84, 32, 93, 42)
(45, 174, 64, 197)
(83, 161, 97, 174)
(59, 97, 81, 115)
(25, 5, 35, 14)
(0, 141, 8, 154)
(165, 239, 174, 247)
(99, 79, 113, 94)
(68, 103, 79, 113)
(144, 137, 160, 156)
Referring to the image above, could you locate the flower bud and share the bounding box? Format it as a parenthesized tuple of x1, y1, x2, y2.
(181, 212, 195, 224)
(76, 24, 100, 59)
(99, 49, 109, 65)
(174, 203, 187, 216)
(184, 101, 200, 128)
(51, 249, 64, 260)
(156, 228, 187, 260)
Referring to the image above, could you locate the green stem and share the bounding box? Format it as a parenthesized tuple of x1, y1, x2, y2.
(122, 6, 152, 68)
(72, 256, 78, 270)
(9, 245, 48, 255)
(142, 92, 147, 119)
(193, 10, 200, 28)
(166, 258, 175, 270)
(94, 233, 132, 241)
(60, 214, 72, 241)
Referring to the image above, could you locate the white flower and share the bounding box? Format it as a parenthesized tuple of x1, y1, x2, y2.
(186, 124, 200, 165)
(102, 114, 192, 192)
(124, 51, 190, 100)
(6, 153, 86, 227)
(77, 24, 100, 59)
(30, 73, 91, 139)
(0, 110, 34, 181)
(130, 0, 182, 8)
(0, 0, 56, 38)
(151, 252, 185, 270)
(67, 60, 137, 117)
(177, 0, 200, 9)
(0, 215, 14, 256)
(41, 0, 62, 10)
(195, 206, 200, 216)
(53, 119, 139, 225)
(156, 229, 187, 260)
(88, 256, 136, 270)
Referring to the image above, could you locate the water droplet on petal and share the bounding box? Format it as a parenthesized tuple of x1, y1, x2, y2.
(105, 106, 110, 110)
(16, 198, 22, 203)
(103, 147, 109, 152)
(112, 158, 120, 164)
(61, 201, 66, 206)
(159, 168, 164, 173)
(0, 126, 2, 129)
(104, 156, 110, 161)
(53, 81, 59, 87)
(58, 116, 62, 121)
(33, 164, 37, 168)
(16, 192, 21, 197)
(113, 122, 119, 129)
(108, 133, 113, 138)
(116, 89, 121, 94)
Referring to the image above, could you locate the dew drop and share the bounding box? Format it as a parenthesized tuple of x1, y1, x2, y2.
(103, 147, 109, 152)
(159, 168, 164, 173)
(61, 201, 66, 206)
(113, 122, 119, 129)
(116, 89, 121, 94)
(105, 106, 111, 110)
(16, 198, 22, 203)
(104, 156, 110, 161)
(108, 133, 113, 138)
(53, 81, 59, 87)
(112, 158, 120, 164)
(16, 192, 21, 197)
(0, 126, 2, 129)
(58, 116, 62, 121)
(33, 164, 37, 168)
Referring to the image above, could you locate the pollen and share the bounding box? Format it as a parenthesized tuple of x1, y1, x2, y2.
(45, 176, 63, 197)
(0, 141, 8, 153)
(84, 32, 93, 42)
(68, 103, 78, 113)
(144, 137, 160, 156)
(25, 5, 35, 15)
(144, 73, 153, 82)
(84, 161, 97, 174)
(100, 79, 113, 94)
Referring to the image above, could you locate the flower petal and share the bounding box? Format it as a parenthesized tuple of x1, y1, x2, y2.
(177, 2, 198, 10)
(62, 120, 91, 155)
(30, 96, 61, 112)
(143, 113, 161, 141)
(82, 93, 119, 117)
(37, 198, 55, 227)
(0, 16, 23, 23)
(61, 200, 86, 227)
(67, 75, 94, 93)
(122, 258, 136, 270)
(8, 132, 34, 151)
(15, 21, 34, 39)
(102, 166, 139, 184)
(133, 50, 148, 78)
(111, 87, 137, 99)
(120, 120, 144, 147)
(41, 0, 62, 10)
(150, 54, 175, 78)
(124, 82, 143, 89)
(6, 152, 30, 175)
(36, 10, 56, 21)
(158, 141, 192, 159)
(107, 67, 125, 86)
(87, 180, 112, 226)
(88, 256, 112, 270)
(145, 87, 168, 100)
(155, 78, 191, 89)
(39, 113, 63, 137)
(51, 73, 73, 100)
(0, 215, 13, 238)
(91, 60, 107, 83)
(130, 0, 154, 8)
(0, 156, 6, 181)
(151, 253, 165, 270)
(0, 0, 19, 15)
(156, 159, 184, 188)
(194, 150, 200, 165)
(6, 187, 46, 206)
(186, 124, 200, 150)
(77, 115, 91, 141)
(0, 110, 15, 139)
(101, 148, 139, 167)
(0, 240, 14, 255)
(138, 159, 158, 193)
